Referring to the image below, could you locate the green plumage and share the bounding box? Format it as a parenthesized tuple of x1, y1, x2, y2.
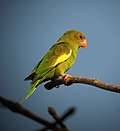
(20, 30, 87, 103)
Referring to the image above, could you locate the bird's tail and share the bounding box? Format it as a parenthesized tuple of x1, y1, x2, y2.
(20, 80, 40, 104)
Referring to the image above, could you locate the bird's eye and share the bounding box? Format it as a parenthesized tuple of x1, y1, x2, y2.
(79, 35, 83, 39)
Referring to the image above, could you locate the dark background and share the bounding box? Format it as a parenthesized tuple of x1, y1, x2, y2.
(0, 0, 120, 131)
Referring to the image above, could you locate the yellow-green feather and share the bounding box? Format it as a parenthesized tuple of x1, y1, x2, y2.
(20, 80, 40, 104)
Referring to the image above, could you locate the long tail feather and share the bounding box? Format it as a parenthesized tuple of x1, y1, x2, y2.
(20, 80, 40, 104)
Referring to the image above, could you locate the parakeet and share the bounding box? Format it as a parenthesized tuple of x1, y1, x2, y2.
(20, 30, 87, 103)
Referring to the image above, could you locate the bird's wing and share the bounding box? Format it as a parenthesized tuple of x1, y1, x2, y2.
(32, 42, 72, 81)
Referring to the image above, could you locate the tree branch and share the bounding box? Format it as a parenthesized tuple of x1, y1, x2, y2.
(0, 96, 75, 131)
(0, 96, 63, 131)
(48, 107, 68, 129)
(39, 107, 75, 131)
(44, 76, 120, 93)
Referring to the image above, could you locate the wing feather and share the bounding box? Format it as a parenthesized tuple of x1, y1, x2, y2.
(25, 42, 72, 82)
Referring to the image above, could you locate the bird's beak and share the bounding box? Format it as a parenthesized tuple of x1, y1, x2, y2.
(81, 39, 87, 48)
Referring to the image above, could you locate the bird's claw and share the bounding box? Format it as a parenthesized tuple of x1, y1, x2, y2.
(62, 74, 73, 86)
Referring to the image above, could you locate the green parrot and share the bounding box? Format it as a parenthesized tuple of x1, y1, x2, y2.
(20, 30, 87, 103)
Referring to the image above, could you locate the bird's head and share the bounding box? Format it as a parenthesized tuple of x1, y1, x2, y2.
(63, 30, 87, 48)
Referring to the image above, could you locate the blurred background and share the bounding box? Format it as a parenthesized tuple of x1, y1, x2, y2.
(0, 0, 120, 131)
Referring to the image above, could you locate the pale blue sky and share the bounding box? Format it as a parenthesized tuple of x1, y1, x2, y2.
(0, 0, 120, 131)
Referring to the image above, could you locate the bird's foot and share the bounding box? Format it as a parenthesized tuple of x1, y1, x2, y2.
(61, 73, 73, 86)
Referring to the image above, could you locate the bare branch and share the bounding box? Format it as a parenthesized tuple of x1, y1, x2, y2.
(48, 107, 68, 129)
(44, 76, 120, 93)
(0, 96, 75, 131)
(0, 96, 62, 131)
(39, 107, 75, 131)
